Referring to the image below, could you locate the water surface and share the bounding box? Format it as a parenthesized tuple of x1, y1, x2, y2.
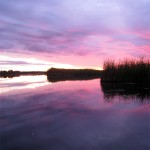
(0, 76, 150, 150)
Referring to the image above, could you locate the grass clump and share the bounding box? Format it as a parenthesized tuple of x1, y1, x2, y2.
(101, 58, 150, 84)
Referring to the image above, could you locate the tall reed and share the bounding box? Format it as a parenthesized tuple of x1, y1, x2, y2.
(101, 58, 150, 84)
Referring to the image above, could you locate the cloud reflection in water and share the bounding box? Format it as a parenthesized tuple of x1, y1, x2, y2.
(0, 78, 149, 150)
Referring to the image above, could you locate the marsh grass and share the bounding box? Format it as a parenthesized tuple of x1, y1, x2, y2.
(101, 58, 150, 84)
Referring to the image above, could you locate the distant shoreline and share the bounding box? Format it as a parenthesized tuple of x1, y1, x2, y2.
(0, 70, 46, 78)
(47, 68, 101, 82)
(0, 68, 102, 79)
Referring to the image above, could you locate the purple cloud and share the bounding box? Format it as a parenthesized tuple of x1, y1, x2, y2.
(0, 0, 149, 61)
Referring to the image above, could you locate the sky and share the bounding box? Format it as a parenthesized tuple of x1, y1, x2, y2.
(0, 0, 150, 71)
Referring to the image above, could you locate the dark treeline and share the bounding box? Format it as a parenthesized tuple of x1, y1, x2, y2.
(47, 74, 100, 83)
(47, 68, 102, 82)
(20, 71, 46, 76)
(0, 70, 20, 78)
(101, 58, 150, 84)
(0, 68, 101, 80)
(0, 70, 46, 78)
(101, 81, 150, 104)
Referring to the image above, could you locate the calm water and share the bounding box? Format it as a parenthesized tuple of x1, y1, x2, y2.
(0, 76, 150, 150)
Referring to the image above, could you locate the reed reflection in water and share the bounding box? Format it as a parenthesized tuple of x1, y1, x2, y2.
(101, 81, 150, 104)
(0, 77, 149, 150)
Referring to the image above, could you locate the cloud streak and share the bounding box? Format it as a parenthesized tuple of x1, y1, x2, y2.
(0, 0, 150, 69)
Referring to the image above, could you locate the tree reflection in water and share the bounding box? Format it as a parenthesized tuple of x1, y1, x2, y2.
(100, 81, 150, 104)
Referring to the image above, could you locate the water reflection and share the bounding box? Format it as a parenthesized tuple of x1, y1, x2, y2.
(101, 81, 150, 104)
(0, 71, 46, 78)
(0, 75, 48, 94)
(0, 77, 150, 150)
(47, 74, 100, 83)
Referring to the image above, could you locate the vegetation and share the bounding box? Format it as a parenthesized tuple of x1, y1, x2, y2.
(47, 68, 101, 82)
(0, 68, 101, 80)
(0, 70, 46, 78)
(0, 70, 20, 78)
(101, 58, 150, 84)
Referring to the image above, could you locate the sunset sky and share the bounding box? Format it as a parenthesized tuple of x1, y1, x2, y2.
(0, 0, 150, 71)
